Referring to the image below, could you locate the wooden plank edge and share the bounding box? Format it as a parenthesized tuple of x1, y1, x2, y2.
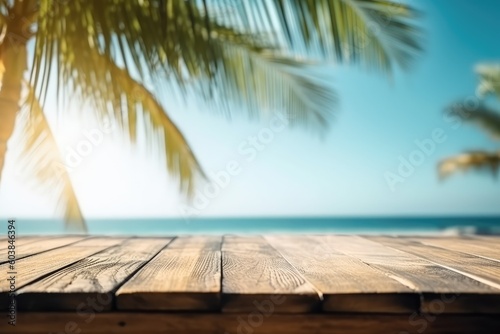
(222, 292, 321, 313)
(323, 292, 419, 313)
(2, 312, 499, 334)
(421, 293, 500, 314)
(117, 291, 221, 311)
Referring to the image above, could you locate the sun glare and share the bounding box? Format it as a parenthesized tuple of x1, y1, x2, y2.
(49, 114, 180, 217)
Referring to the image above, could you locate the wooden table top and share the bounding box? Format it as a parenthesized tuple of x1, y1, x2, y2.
(1, 234, 499, 333)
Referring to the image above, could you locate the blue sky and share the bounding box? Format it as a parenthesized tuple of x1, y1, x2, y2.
(1, 0, 499, 219)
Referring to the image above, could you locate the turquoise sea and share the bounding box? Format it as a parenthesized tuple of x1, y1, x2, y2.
(4, 216, 500, 236)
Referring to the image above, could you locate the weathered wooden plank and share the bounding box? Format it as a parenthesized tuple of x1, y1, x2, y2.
(166, 235, 221, 250)
(325, 236, 500, 313)
(0, 236, 89, 264)
(367, 236, 500, 313)
(0, 236, 50, 258)
(410, 237, 500, 262)
(116, 236, 221, 311)
(370, 236, 500, 287)
(221, 235, 320, 313)
(16, 238, 171, 311)
(470, 235, 500, 245)
(265, 236, 417, 313)
(1, 236, 54, 248)
(0, 237, 125, 310)
(3, 313, 500, 334)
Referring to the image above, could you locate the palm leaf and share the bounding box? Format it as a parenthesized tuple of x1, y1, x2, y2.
(99, 54, 205, 195)
(445, 103, 500, 141)
(21, 0, 421, 228)
(439, 151, 500, 180)
(475, 63, 500, 99)
(211, 42, 337, 129)
(13, 83, 86, 232)
(28, 0, 336, 190)
(207, 0, 422, 73)
(31, 1, 206, 194)
(31, 0, 420, 123)
(61, 44, 204, 194)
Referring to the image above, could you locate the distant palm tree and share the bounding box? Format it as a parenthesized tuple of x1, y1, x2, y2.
(439, 64, 500, 179)
(0, 0, 421, 231)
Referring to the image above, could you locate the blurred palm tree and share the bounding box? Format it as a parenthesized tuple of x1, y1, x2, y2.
(0, 0, 421, 231)
(439, 64, 500, 179)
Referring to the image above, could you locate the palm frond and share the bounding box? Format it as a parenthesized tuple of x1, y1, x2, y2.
(212, 41, 337, 129)
(475, 63, 500, 99)
(13, 83, 85, 232)
(208, 0, 422, 73)
(439, 151, 500, 180)
(31, 0, 217, 106)
(24, 0, 421, 202)
(100, 55, 205, 195)
(445, 103, 500, 141)
(31, 0, 206, 194)
(60, 43, 203, 194)
(30, 0, 336, 160)
(31, 0, 420, 128)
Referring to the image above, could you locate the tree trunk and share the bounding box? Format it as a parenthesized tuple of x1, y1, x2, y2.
(0, 36, 28, 182)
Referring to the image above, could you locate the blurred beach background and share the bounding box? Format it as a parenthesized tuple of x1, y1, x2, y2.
(0, 0, 499, 235)
(14, 217, 500, 236)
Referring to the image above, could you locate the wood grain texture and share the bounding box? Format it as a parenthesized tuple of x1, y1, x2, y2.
(410, 237, 500, 262)
(325, 235, 500, 313)
(1, 236, 53, 248)
(369, 236, 500, 287)
(265, 236, 418, 313)
(367, 236, 500, 313)
(1, 234, 500, 322)
(222, 236, 320, 313)
(116, 236, 222, 311)
(0, 236, 51, 261)
(0, 236, 88, 264)
(0, 237, 125, 310)
(16, 238, 171, 311)
(3, 313, 500, 334)
(166, 235, 221, 250)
